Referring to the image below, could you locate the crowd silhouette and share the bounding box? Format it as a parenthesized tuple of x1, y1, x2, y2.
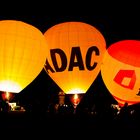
(0, 92, 140, 132)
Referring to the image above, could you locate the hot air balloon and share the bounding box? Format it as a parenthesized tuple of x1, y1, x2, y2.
(101, 40, 140, 107)
(44, 21, 106, 110)
(0, 20, 47, 103)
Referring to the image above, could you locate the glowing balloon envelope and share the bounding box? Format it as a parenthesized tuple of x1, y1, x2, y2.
(101, 40, 140, 106)
(0, 20, 48, 94)
(44, 21, 106, 95)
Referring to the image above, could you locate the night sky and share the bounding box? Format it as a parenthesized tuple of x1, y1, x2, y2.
(0, 3, 140, 110)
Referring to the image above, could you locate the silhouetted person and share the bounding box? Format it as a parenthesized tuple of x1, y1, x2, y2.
(120, 102, 128, 115)
(1, 101, 10, 112)
(119, 102, 130, 126)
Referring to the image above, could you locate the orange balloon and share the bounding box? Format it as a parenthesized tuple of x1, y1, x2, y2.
(101, 40, 140, 106)
(44, 22, 106, 94)
(0, 20, 47, 93)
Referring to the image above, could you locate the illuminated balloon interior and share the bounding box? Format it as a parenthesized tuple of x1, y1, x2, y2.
(0, 20, 48, 93)
(44, 21, 106, 94)
(101, 40, 140, 106)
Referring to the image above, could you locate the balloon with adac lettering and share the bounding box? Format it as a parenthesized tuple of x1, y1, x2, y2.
(44, 22, 106, 95)
(101, 40, 140, 106)
(0, 20, 47, 94)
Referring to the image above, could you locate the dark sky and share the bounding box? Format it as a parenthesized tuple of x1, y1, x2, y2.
(0, 3, 140, 109)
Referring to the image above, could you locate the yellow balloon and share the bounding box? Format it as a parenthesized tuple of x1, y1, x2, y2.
(0, 20, 48, 93)
(44, 22, 106, 94)
(101, 40, 140, 106)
